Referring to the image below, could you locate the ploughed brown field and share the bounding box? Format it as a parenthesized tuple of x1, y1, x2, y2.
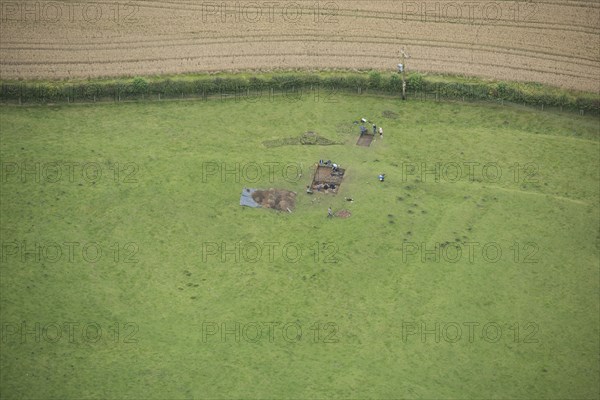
(1, 1, 598, 92)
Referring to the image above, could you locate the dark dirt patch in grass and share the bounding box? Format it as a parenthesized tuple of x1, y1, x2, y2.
(356, 133, 374, 146)
(335, 209, 352, 218)
(382, 110, 399, 119)
(263, 131, 342, 148)
(311, 165, 346, 193)
(252, 189, 297, 211)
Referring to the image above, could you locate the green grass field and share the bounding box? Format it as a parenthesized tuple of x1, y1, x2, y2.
(1, 93, 599, 399)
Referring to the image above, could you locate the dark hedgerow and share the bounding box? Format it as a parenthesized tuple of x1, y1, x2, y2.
(0, 72, 597, 114)
(345, 74, 369, 91)
(129, 77, 148, 96)
(193, 79, 216, 95)
(388, 74, 402, 93)
(270, 75, 301, 90)
(248, 76, 267, 90)
(407, 73, 424, 91)
(368, 71, 382, 89)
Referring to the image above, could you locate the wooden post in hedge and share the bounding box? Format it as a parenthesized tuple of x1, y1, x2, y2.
(399, 48, 410, 100)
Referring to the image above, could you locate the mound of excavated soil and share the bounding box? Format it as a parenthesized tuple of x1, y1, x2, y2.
(252, 189, 296, 211)
(335, 209, 352, 218)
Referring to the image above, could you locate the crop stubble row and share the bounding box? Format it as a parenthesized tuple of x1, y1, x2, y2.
(0, 0, 598, 91)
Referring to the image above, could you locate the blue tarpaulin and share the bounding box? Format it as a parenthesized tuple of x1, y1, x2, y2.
(240, 188, 261, 208)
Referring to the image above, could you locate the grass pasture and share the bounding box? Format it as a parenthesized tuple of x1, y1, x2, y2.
(0, 93, 599, 399)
